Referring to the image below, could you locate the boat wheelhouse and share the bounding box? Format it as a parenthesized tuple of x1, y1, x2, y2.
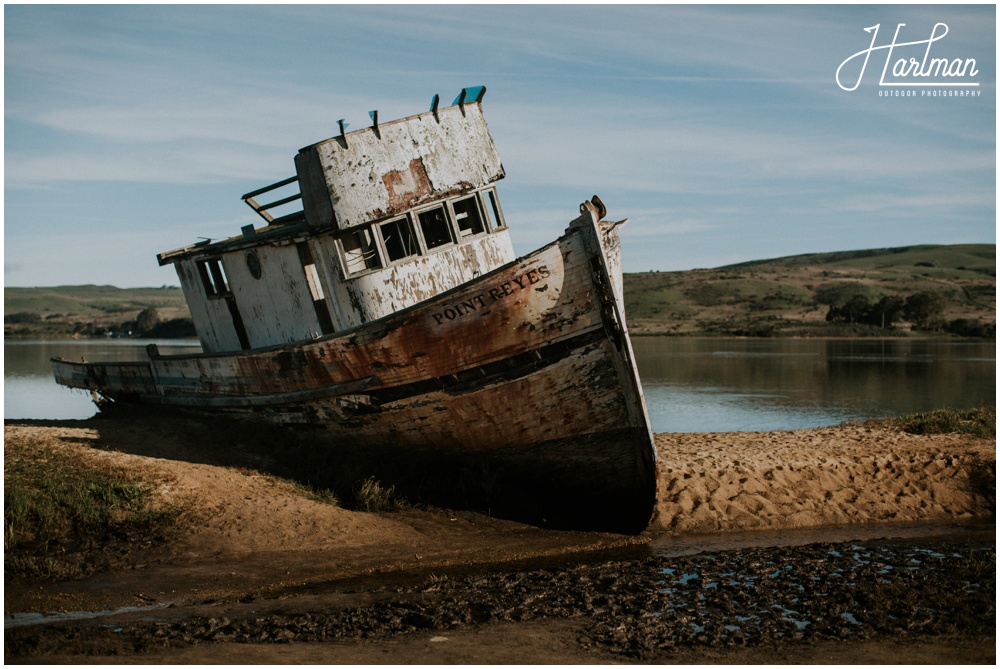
(160, 87, 514, 352)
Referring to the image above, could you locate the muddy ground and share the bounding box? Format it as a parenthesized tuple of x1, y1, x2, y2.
(4, 413, 995, 663)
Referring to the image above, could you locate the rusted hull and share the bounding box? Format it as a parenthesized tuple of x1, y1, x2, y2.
(52, 204, 657, 531)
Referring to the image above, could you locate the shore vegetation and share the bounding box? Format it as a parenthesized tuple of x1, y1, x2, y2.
(4, 438, 185, 580)
(855, 404, 995, 439)
(624, 243, 994, 337)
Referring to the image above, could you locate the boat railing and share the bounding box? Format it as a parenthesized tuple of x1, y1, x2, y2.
(242, 176, 304, 226)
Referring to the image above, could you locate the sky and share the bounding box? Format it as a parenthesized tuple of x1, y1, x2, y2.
(4, 4, 996, 288)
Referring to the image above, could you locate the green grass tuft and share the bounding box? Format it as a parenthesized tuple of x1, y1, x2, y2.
(4, 442, 185, 578)
(857, 405, 995, 439)
(353, 477, 402, 512)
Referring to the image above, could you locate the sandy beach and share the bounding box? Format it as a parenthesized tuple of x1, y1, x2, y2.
(4, 414, 994, 663)
(652, 426, 992, 533)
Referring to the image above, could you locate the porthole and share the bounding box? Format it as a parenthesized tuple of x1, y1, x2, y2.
(246, 250, 263, 279)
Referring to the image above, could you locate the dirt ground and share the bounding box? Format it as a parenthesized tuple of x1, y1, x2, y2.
(4, 414, 995, 663)
(11, 620, 996, 665)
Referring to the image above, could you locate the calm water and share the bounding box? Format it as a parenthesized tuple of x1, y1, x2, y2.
(5, 339, 202, 420)
(633, 338, 995, 432)
(4, 338, 995, 431)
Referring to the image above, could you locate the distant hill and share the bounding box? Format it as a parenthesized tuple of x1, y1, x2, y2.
(4, 285, 191, 338)
(5, 244, 995, 339)
(623, 244, 995, 337)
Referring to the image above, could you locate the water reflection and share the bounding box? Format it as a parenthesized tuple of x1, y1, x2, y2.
(4, 338, 995, 429)
(633, 338, 995, 432)
(5, 339, 201, 420)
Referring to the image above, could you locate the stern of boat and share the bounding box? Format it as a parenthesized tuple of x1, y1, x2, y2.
(51, 356, 157, 402)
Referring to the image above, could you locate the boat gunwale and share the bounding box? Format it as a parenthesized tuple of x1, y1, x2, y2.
(73, 329, 609, 407)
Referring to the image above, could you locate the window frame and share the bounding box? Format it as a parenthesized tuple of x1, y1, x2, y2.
(376, 214, 420, 265)
(339, 227, 383, 276)
(450, 194, 488, 239)
(480, 187, 507, 231)
(413, 203, 456, 253)
(336, 187, 510, 278)
(196, 257, 231, 298)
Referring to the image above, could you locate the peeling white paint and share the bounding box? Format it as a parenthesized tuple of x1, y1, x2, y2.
(297, 104, 503, 231)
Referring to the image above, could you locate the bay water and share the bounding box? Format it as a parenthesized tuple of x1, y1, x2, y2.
(4, 337, 995, 432)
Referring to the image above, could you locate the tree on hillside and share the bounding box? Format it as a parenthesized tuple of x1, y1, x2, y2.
(4, 312, 41, 324)
(135, 308, 160, 335)
(814, 282, 885, 309)
(871, 295, 905, 328)
(903, 292, 946, 329)
(825, 294, 905, 328)
(945, 318, 995, 338)
(826, 295, 873, 324)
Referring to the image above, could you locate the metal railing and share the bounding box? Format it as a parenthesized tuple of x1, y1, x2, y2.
(242, 176, 303, 225)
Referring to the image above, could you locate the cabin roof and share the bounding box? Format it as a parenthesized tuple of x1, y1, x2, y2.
(157, 218, 307, 266)
(158, 87, 502, 266)
(295, 98, 503, 232)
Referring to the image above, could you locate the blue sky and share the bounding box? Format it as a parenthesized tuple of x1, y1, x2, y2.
(5, 4, 996, 287)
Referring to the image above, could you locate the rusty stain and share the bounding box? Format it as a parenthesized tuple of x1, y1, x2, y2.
(383, 158, 432, 210)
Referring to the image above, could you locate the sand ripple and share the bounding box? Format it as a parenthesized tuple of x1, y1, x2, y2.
(652, 426, 993, 533)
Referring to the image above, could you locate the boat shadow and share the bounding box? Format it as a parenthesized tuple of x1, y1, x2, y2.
(16, 408, 642, 534)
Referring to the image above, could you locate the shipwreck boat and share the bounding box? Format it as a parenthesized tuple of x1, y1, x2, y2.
(52, 87, 658, 532)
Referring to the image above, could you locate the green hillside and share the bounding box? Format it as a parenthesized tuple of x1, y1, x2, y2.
(623, 244, 995, 337)
(5, 244, 995, 339)
(4, 285, 191, 338)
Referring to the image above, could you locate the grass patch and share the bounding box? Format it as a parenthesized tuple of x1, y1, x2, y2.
(4, 440, 185, 579)
(353, 477, 402, 512)
(857, 405, 995, 439)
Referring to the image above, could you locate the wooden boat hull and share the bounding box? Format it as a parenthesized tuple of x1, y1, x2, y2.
(52, 203, 657, 532)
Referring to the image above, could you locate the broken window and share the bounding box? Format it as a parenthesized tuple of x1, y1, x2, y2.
(342, 228, 382, 274)
(418, 205, 454, 250)
(297, 242, 335, 335)
(197, 258, 231, 297)
(452, 196, 486, 238)
(482, 189, 506, 230)
(379, 216, 418, 262)
(303, 263, 325, 301)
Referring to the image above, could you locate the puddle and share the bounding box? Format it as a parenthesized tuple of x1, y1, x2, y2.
(4, 604, 168, 630)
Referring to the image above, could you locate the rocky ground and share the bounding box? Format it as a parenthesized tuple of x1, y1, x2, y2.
(5, 531, 995, 664)
(4, 414, 995, 663)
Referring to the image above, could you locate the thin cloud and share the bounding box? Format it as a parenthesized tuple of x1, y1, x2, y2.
(4, 4, 994, 287)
